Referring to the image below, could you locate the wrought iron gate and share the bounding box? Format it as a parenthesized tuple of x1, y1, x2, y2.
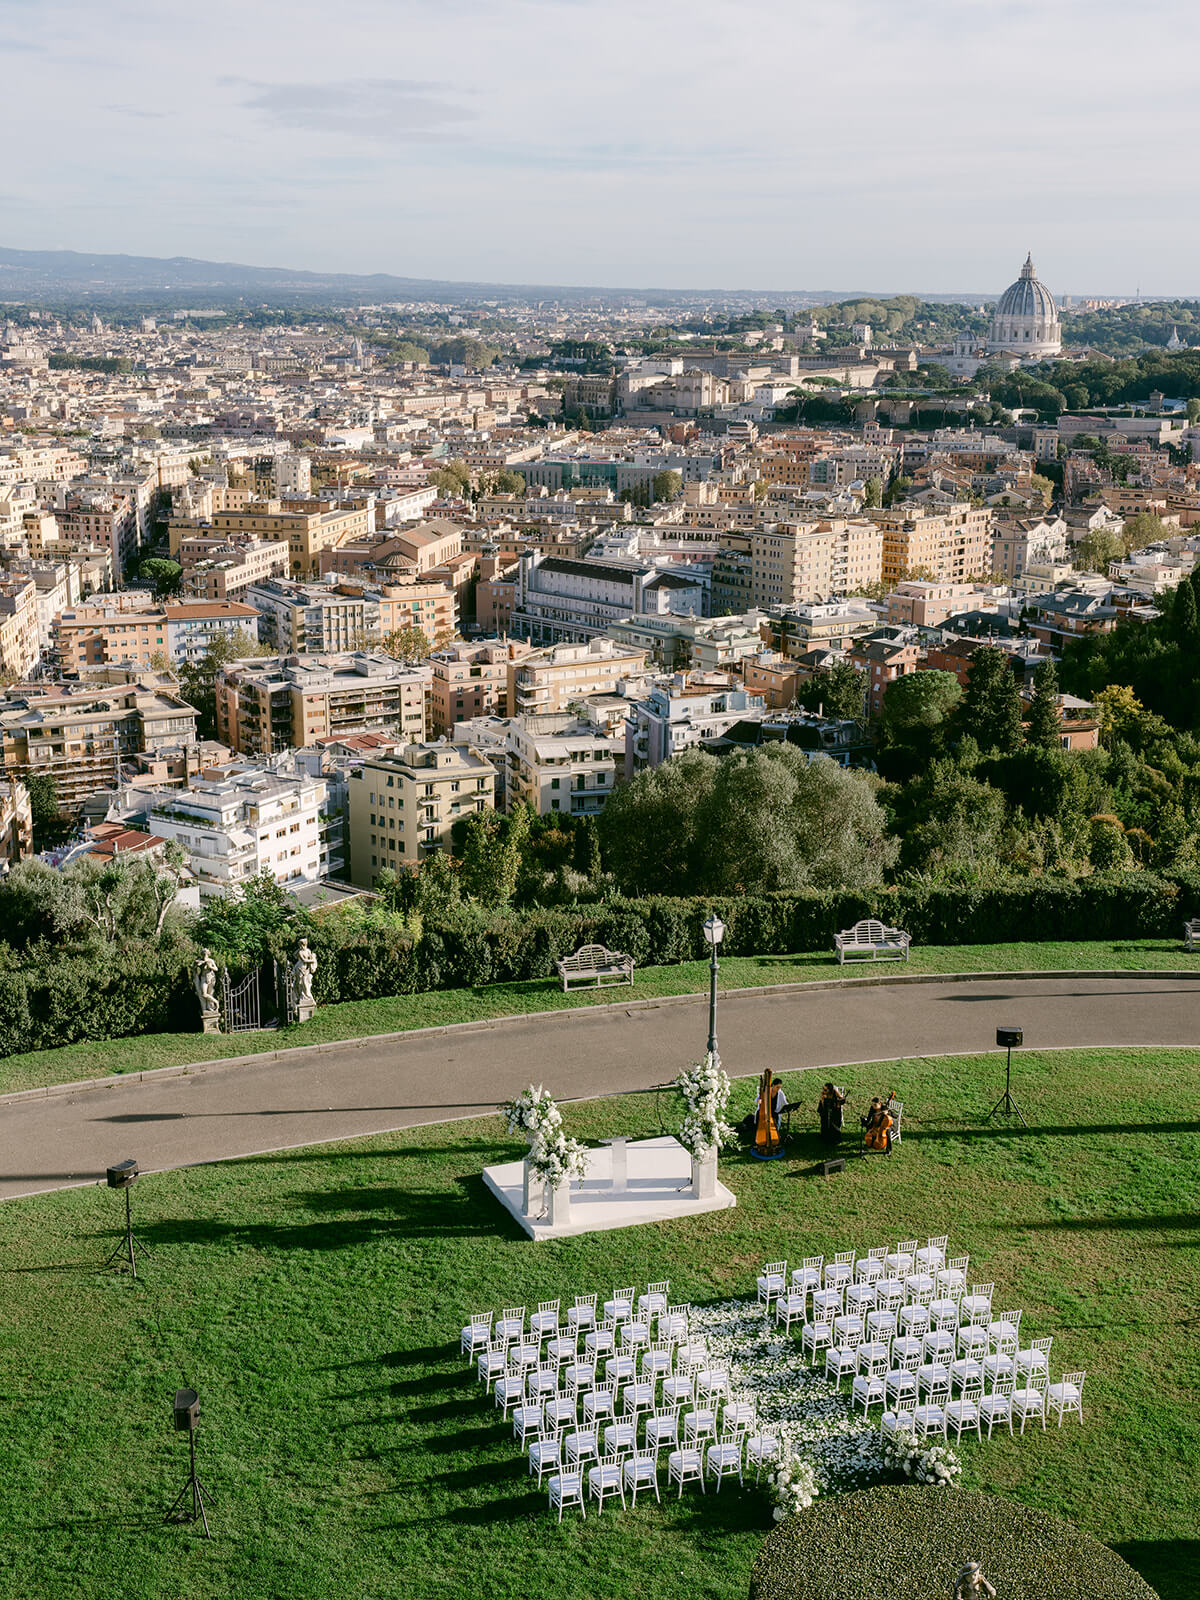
(273, 956, 298, 1026)
(220, 966, 261, 1033)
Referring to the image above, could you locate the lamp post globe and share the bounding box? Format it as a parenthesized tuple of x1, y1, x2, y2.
(703, 914, 724, 1058)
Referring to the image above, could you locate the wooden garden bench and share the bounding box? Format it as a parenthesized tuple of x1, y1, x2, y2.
(834, 918, 911, 964)
(556, 944, 635, 992)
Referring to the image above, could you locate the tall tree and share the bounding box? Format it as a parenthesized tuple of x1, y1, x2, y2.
(1173, 578, 1198, 641)
(1026, 658, 1062, 750)
(957, 645, 1024, 754)
(878, 670, 962, 751)
(459, 806, 529, 908)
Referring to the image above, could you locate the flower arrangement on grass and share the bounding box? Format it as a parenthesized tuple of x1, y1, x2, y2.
(766, 1453, 821, 1521)
(675, 1051, 735, 1158)
(882, 1437, 963, 1487)
(501, 1083, 563, 1145)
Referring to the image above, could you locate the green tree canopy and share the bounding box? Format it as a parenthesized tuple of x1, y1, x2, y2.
(381, 626, 432, 663)
(138, 557, 183, 597)
(599, 746, 894, 896)
(956, 645, 1024, 754)
(597, 749, 719, 897)
(791, 661, 867, 722)
(879, 670, 963, 744)
(1073, 528, 1125, 573)
(1026, 658, 1062, 750)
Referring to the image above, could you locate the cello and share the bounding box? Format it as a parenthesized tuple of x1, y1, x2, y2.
(753, 1067, 784, 1160)
(862, 1091, 895, 1153)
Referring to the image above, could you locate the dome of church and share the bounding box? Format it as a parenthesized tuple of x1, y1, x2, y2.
(995, 255, 1056, 322)
(986, 252, 1061, 359)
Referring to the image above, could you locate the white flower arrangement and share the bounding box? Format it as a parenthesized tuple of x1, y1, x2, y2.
(675, 1052, 735, 1158)
(882, 1437, 963, 1487)
(766, 1452, 820, 1521)
(501, 1084, 563, 1145)
(527, 1130, 590, 1188)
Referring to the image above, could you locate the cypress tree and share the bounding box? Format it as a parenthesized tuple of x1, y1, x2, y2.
(1026, 658, 1062, 749)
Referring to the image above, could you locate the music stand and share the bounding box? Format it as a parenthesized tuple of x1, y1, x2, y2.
(988, 1027, 1027, 1128)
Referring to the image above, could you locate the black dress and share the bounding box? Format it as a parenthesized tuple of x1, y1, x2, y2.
(819, 1095, 844, 1146)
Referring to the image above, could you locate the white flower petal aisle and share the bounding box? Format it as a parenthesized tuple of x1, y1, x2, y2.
(689, 1298, 888, 1491)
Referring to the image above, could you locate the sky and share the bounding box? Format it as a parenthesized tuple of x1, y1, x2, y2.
(3, 0, 1199, 296)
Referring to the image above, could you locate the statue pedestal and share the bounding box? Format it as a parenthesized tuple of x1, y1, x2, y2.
(690, 1149, 718, 1200)
(294, 1000, 316, 1025)
(200, 1012, 221, 1035)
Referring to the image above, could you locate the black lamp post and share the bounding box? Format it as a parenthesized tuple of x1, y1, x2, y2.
(703, 913, 725, 1060)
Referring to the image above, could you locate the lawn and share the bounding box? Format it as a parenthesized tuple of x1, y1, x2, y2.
(1, 938, 1195, 1097)
(1, 1047, 1196, 1600)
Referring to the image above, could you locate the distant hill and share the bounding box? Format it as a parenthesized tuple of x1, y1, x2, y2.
(0, 245, 607, 304)
(0, 244, 991, 308)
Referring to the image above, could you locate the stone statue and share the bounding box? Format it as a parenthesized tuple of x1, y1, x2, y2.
(194, 947, 220, 1033)
(288, 937, 318, 1021)
(952, 1563, 996, 1600)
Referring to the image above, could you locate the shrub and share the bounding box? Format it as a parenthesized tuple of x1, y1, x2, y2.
(749, 1484, 1157, 1600)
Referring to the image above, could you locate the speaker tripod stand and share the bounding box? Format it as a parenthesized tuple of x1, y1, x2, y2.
(988, 1041, 1027, 1128)
(104, 1185, 151, 1279)
(165, 1429, 212, 1538)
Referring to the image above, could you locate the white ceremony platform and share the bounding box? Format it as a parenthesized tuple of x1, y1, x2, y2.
(483, 1134, 737, 1241)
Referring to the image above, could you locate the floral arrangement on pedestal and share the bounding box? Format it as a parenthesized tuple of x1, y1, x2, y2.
(882, 1437, 962, 1487)
(500, 1084, 589, 1195)
(502, 1084, 563, 1145)
(674, 1051, 735, 1158)
(527, 1130, 590, 1188)
(766, 1453, 821, 1520)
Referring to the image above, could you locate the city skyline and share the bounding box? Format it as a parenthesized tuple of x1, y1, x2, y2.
(3, 0, 1198, 295)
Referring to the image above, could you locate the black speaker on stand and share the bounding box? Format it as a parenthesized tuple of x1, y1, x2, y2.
(988, 1027, 1027, 1128)
(103, 1160, 150, 1279)
(165, 1388, 212, 1537)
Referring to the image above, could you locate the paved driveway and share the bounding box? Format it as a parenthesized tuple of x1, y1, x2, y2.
(2, 974, 1195, 1200)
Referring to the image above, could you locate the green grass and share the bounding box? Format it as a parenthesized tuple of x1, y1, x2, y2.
(1, 1047, 1196, 1600)
(2, 939, 1196, 1097)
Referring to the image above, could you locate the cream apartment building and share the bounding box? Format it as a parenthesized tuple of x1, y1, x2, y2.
(750, 520, 882, 607)
(508, 638, 646, 717)
(505, 716, 622, 818)
(216, 652, 427, 754)
(428, 640, 532, 735)
(347, 742, 495, 883)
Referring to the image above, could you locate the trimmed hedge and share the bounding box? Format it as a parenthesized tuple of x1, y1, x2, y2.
(749, 1484, 1158, 1600)
(2, 872, 1194, 1060)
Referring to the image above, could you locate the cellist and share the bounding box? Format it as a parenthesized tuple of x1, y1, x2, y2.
(861, 1094, 894, 1154)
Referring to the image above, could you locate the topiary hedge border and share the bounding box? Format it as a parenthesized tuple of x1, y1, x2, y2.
(748, 1484, 1158, 1600)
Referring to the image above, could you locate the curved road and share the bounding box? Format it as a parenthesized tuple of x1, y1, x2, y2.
(3, 973, 1197, 1201)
